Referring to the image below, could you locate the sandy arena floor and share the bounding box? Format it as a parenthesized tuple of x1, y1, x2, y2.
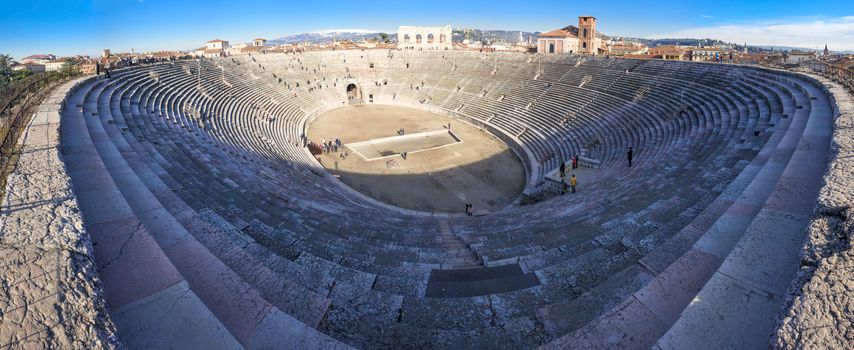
(307, 104, 526, 213)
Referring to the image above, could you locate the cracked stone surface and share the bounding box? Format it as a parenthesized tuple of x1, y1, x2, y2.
(773, 77, 854, 350)
(0, 78, 119, 350)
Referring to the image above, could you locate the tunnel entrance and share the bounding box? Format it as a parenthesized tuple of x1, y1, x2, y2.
(346, 83, 361, 104)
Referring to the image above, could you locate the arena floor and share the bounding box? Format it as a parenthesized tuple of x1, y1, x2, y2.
(307, 104, 526, 213)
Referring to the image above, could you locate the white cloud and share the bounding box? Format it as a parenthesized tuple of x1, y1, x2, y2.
(654, 16, 854, 50)
(700, 15, 715, 19)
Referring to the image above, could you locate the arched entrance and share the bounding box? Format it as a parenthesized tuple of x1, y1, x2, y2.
(346, 83, 361, 103)
(548, 43, 555, 54)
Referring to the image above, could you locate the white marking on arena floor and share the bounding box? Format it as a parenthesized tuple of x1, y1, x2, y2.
(346, 129, 463, 161)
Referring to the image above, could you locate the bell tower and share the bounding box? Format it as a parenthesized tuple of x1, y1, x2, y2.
(577, 16, 597, 54)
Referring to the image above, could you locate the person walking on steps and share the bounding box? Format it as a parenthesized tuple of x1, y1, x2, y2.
(559, 161, 566, 178)
(627, 147, 633, 167)
(570, 174, 577, 194)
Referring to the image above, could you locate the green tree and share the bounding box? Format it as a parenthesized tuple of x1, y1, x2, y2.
(60, 57, 80, 75)
(378, 33, 390, 43)
(11, 69, 31, 82)
(0, 54, 14, 87)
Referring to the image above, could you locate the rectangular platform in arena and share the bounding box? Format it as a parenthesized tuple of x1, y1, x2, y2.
(347, 129, 462, 161)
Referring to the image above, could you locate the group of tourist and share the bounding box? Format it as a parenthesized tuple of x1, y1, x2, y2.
(464, 203, 475, 216)
(558, 156, 581, 195)
(559, 172, 577, 195)
(320, 137, 343, 154)
(555, 147, 633, 195)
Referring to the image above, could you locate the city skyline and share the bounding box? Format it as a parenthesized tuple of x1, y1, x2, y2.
(2, 0, 853, 59)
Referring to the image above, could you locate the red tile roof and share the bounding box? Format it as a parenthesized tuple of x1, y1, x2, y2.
(539, 25, 584, 39)
(540, 29, 572, 38)
(22, 54, 54, 60)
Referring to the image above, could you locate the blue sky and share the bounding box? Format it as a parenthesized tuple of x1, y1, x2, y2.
(1, 0, 852, 59)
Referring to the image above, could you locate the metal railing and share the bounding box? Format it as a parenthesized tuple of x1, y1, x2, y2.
(799, 61, 854, 94)
(0, 70, 80, 198)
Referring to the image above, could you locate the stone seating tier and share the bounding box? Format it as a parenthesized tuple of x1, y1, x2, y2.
(55, 52, 835, 349)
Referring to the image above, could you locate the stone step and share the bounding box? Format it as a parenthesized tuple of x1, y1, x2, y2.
(425, 264, 540, 298)
(655, 74, 833, 350)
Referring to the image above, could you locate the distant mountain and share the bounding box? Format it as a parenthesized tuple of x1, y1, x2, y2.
(452, 29, 541, 44)
(616, 38, 730, 47)
(615, 38, 824, 53)
(268, 31, 388, 45)
(265, 29, 842, 53)
(752, 45, 822, 52)
(267, 29, 542, 45)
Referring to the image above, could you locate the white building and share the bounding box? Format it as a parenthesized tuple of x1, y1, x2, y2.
(397, 26, 453, 50)
(227, 42, 248, 56)
(12, 63, 45, 73)
(44, 60, 66, 72)
(20, 54, 55, 65)
(786, 50, 816, 64)
(200, 39, 229, 58)
(206, 39, 229, 50)
(691, 48, 723, 62)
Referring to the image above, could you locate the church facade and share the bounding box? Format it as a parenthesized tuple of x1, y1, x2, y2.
(538, 16, 602, 55)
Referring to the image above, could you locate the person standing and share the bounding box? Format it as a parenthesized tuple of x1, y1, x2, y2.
(572, 155, 578, 169)
(627, 147, 633, 167)
(559, 161, 566, 178)
(570, 174, 577, 194)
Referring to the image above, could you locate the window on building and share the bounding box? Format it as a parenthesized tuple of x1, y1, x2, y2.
(439, 34, 446, 43)
(582, 42, 588, 49)
(549, 43, 555, 54)
(428, 34, 434, 43)
(583, 28, 588, 38)
(416, 34, 422, 43)
(404, 34, 411, 43)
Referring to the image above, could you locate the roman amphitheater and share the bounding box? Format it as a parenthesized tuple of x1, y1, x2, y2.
(2, 50, 853, 350)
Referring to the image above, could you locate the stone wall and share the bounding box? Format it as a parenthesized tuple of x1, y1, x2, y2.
(397, 25, 453, 50)
(772, 75, 854, 349)
(0, 77, 118, 349)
